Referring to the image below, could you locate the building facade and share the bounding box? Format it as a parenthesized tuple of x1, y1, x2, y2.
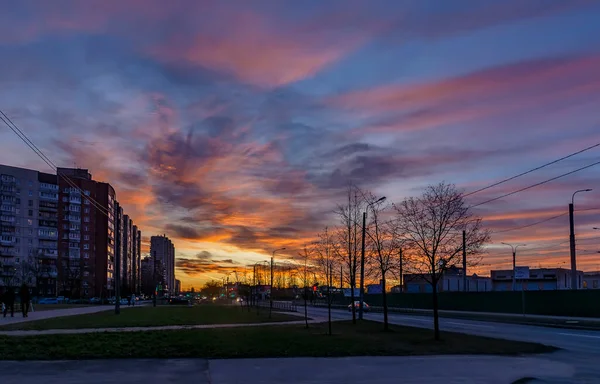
(150, 235, 175, 293)
(403, 267, 492, 293)
(491, 267, 584, 291)
(0, 165, 59, 295)
(2, 164, 143, 299)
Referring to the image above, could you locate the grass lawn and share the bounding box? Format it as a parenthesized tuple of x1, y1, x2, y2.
(33, 304, 92, 312)
(1, 305, 300, 331)
(0, 320, 557, 360)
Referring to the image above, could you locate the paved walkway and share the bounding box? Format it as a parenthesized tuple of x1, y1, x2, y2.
(0, 305, 123, 326)
(0, 355, 575, 384)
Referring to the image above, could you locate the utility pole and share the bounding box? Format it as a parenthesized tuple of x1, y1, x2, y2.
(359, 196, 386, 320)
(270, 248, 285, 319)
(501, 243, 526, 291)
(359, 210, 367, 320)
(152, 250, 157, 307)
(570, 189, 592, 290)
(462, 230, 467, 292)
(340, 265, 343, 290)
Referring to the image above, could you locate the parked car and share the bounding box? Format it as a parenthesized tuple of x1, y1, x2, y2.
(348, 301, 370, 312)
(56, 296, 69, 304)
(38, 297, 59, 304)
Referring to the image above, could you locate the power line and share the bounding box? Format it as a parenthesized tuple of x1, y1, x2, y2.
(471, 159, 600, 209)
(464, 141, 600, 197)
(0, 110, 110, 216)
(491, 212, 568, 234)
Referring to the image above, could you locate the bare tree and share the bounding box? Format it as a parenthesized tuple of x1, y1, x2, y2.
(315, 227, 337, 335)
(364, 192, 399, 331)
(394, 182, 490, 340)
(59, 257, 81, 299)
(333, 184, 364, 324)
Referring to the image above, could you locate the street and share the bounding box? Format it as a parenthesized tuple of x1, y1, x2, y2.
(305, 306, 600, 354)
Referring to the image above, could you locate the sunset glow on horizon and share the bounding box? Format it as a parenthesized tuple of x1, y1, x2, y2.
(2, 0, 600, 289)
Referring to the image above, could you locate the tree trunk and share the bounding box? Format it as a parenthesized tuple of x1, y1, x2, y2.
(432, 277, 440, 341)
(328, 270, 332, 336)
(381, 273, 388, 331)
(350, 275, 356, 324)
(304, 287, 309, 329)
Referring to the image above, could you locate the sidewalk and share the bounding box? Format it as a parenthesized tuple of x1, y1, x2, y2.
(0, 355, 577, 384)
(0, 305, 136, 326)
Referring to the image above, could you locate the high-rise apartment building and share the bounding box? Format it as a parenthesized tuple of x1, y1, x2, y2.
(150, 235, 175, 293)
(57, 168, 116, 298)
(0, 165, 59, 295)
(2, 163, 142, 299)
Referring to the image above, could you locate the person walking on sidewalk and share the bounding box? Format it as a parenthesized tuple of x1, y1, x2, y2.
(20, 283, 31, 318)
(3, 287, 15, 317)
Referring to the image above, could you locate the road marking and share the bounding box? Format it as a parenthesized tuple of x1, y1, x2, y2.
(558, 333, 600, 339)
(446, 321, 493, 329)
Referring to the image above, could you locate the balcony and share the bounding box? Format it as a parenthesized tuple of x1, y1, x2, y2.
(0, 215, 15, 223)
(0, 175, 16, 183)
(69, 196, 82, 204)
(39, 191, 58, 201)
(39, 231, 58, 240)
(41, 249, 58, 257)
(68, 205, 81, 212)
(69, 225, 80, 231)
(68, 250, 80, 259)
(68, 234, 81, 242)
(39, 182, 58, 191)
(67, 215, 81, 222)
(0, 236, 16, 245)
(68, 242, 79, 249)
(1, 205, 15, 213)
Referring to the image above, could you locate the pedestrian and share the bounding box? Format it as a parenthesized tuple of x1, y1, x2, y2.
(131, 294, 136, 306)
(20, 283, 30, 318)
(3, 288, 15, 318)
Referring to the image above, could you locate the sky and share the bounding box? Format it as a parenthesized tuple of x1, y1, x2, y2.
(1, 0, 600, 289)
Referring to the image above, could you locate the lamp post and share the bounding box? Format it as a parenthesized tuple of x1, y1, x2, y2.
(359, 196, 386, 320)
(501, 243, 526, 291)
(270, 247, 286, 318)
(570, 189, 592, 290)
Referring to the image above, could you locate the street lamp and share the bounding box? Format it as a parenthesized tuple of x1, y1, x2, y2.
(570, 189, 592, 290)
(359, 196, 386, 320)
(501, 243, 526, 291)
(270, 247, 286, 318)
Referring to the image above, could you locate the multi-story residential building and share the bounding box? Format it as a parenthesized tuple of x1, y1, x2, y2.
(57, 168, 117, 299)
(175, 279, 181, 295)
(136, 227, 141, 294)
(140, 255, 165, 297)
(150, 235, 175, 293)
(132, 225, 140, 294)
(1, 163, 143, 299)
(0, 165, 59, 295)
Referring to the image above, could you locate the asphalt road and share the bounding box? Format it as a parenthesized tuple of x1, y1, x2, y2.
(306, 306, 600, 354)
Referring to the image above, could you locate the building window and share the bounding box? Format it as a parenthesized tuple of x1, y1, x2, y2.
(28, 200, 33, 207)
(84, 226, 89, 232)
(84, 235, 90, 241)
(62, 197, 68, 202)
(84, 200, 90, 205)
(84, 217, 89, 222)
(84, 252, 89, 259)
(28, 209, 33, 216)
(15, 208, 19, 214)
(28, 180, 32, 187)
(63, 224, 68, 230)
(28, 190, 32, 196)
(27, 219, 32, 226)
(16, 198, 20, 204)
(83, 244, 89, 250)
(84, 208, 90, 214)
(594, 281, 599, 289)
(28, 229, 33, 236)
(84, 190, 90, 196)
(27, 238, 33, 245)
